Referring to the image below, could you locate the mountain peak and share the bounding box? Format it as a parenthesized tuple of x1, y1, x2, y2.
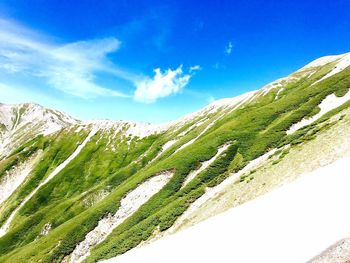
(298, 52, 350, 71)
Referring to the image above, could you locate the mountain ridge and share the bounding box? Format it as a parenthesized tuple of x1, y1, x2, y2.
(2, 51, 349, 133)
(0, 51, 350, 263)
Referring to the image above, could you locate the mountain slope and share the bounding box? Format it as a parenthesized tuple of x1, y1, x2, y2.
(0, 103, 79, 159)
(0, 52, 350, 262)
(107, 152, 350, 263)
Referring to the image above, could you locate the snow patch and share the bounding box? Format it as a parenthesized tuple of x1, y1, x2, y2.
(174, 120, 217, 154)
(0, 103, 78, 158)
(67, 170, 174, 263)
(287, 90, 350, 134)
(0, 151, 42, 206)
(0, 128, 97, 237)
(171, 149, 277, 229)
(274, 87, 285, 100)
(166, 90, 257, 131)
(83, 120, 166, 140)
(161, 139, 178, 153)
(182, 143, 230, 187)
(106, 153, 350, 263)
(152, 139, 179, 161)
(261, 76, 298, 96)
(204, 90, 258, 113)
(298, 54, 344, 71)
(313, 53, 350, 85)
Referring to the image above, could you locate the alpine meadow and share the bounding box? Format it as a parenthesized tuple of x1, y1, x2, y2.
(1, 52, 350, 262)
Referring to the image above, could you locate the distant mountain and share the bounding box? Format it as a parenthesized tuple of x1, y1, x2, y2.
(0, 52, 350, 263)
(0, 103, 79, 158)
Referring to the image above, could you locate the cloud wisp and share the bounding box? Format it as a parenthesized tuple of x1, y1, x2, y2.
(189, 65, 202, 73)
(0, 18, 132, 99)
(134, 65, 192, 103)
(0, 18, 198, 103)
(225, 41, 233, 55)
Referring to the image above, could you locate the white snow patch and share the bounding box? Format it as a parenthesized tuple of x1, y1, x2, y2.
(152, 139, 179, 161)
(166, 90, 258, 132)
(0, 103, 78, 158)
(173, 149, 277, 225)
(260, 76, 299, 96)
(13, 107, 20, 129)
(67, 170, 174, 263)
(174, 138, 196, 153)
(287, 90, 350, 134)
(307, 70, 317, 79)
(298, 54, 345, 71)
(83, 120, 167, 140)
(174, 120, 218, 154)
(182, 143, 230, 187)
(0, 128, 97, 237)
(161, 139, 177, 153)
(204, 90, 258, 113)
(274, 87, 285, 100)
(0, 151, 42, 206)
(312, 53, 350, 85)
(262, 79, 283, 95)
(75, 126, 83, 133)
(104, 153, 350, 263)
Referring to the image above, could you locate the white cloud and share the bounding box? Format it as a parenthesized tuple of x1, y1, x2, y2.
(0, 18, 198, 104)
(0, 18, 131, 99)
(225, 41, 233, 55)
(189, 65, 202, 73)
(134, 65, 191, 103)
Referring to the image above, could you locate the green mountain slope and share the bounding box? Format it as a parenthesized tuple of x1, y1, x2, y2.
(0, 52, 350, 262)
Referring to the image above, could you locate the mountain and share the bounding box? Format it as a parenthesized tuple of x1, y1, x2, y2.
(0, 103, 79, 158)
(0, 52, 350, 263)
(110, 154, 350, 263)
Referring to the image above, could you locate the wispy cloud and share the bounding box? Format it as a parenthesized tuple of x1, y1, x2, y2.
(225, 41, 233, 55)
(0, 18, 131, 99)
(189, 65, 202, 73)
(134, 65, 191, 103)
(0, 18, 198, 103)
(213, 62, 226, 70)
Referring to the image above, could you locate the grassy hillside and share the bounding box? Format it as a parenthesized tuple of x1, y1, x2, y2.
(0, 56, 350, 262)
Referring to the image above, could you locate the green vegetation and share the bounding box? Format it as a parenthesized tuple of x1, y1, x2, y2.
(0, 61, 350, 262)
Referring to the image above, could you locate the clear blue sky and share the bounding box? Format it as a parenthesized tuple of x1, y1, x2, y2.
(0, 0, 349, 123)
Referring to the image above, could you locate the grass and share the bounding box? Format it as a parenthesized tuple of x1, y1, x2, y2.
(0, 64, 350, 262)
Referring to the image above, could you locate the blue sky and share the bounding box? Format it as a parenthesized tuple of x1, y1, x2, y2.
(0, 0, 349, 123)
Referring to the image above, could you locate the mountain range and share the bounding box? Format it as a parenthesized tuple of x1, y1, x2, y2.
(1, 52, 350, 262)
